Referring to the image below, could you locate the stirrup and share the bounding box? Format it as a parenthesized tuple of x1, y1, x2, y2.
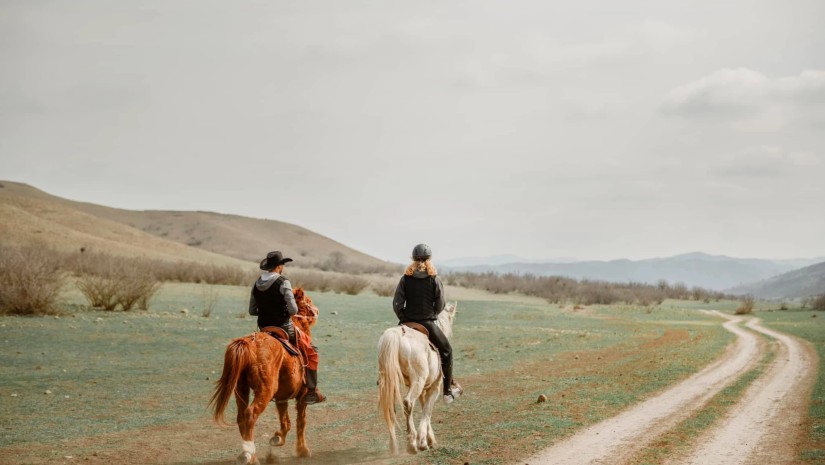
(443, 384, 463, 404)
(304, 389, 326, 405)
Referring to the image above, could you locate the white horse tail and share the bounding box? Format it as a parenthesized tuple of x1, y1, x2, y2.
(377, 328, 404, 453)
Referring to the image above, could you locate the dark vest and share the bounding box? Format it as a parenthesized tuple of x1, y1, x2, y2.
(253, 277, 290, 328)
(402, 275, 437, 321)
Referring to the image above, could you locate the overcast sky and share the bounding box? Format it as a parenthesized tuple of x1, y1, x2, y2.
(2, 0, 824, 264)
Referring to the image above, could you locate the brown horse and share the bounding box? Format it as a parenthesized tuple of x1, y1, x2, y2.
(209, 287, 319, 465)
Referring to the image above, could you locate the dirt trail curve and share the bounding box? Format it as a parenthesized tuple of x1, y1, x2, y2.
(519, 312, 816, 465)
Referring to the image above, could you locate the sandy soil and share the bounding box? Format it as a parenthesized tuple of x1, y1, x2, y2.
(519, 312, 816, 465)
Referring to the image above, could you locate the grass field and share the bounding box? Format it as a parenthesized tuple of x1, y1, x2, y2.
(760, 309, 825, 462)
(1, 284, 807, 465)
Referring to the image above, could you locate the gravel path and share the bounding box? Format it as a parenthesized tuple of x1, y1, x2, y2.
(668, 318, 816, 465)
(520, 312, 815, 465)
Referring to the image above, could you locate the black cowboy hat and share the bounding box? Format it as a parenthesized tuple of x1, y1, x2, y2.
(259, 251, 293, 270)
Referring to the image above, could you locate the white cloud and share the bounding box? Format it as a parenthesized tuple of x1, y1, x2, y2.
(662, 68, 825, 131)
(714, 146, 821, 178)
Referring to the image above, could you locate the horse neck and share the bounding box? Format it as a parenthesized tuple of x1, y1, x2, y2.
(436, 311, 453, 339)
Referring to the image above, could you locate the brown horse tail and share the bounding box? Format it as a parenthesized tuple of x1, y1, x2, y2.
(377, 328, 404, 442)
(209, 337, 252, 425)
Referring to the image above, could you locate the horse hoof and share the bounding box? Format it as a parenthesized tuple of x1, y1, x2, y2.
(236, 452, 256, 465)
(296, 446, 311, 458)
(270, 435, 285, 447)
(417, 443, 429, 452)
(406, 444, 418, 455)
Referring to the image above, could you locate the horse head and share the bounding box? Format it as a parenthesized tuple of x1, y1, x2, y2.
(292, 287, 319, 334)
(437, 302, 458, 339)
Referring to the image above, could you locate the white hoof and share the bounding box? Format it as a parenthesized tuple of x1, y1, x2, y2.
(236, 451, 254, 465)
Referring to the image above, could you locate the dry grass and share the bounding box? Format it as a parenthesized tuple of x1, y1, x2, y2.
(0, 245, 65, 315)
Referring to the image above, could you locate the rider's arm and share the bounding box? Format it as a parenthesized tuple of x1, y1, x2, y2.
(248, 290, 259, 316)
(281, 279, 299, 316)
(392, 276, 406, 319)
(434, 276, 446, 314)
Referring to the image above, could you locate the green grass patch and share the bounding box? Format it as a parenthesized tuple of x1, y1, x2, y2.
(759, 309, 825, 462)
(0, 285, 735, 464)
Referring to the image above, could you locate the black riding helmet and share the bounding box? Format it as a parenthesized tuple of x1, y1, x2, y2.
(412, 243, 432, 261)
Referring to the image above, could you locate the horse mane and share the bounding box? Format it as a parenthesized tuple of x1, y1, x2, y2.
(292, 287, 318, 334)
(436, 302, 456, 339)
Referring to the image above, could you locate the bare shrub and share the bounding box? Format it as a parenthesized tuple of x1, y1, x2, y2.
(77, 275, 119, 311)
(289, 270, 331, 292)
(372, 280, 397, 297)
(77, 261, 160, 311)
(0, 245, 66, 315)
(333, 276, 370, 295)
(812, 294, 825, 311)
(735, 295, 755, 315)
(200, 285, 219, 318)
(444, 271, 731, 305)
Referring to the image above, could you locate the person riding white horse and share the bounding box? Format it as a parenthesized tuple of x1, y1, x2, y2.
(392, 243, 463, 403)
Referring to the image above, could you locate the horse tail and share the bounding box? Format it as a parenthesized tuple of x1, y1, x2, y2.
(209, 336, 253, 425)
(377, 328, 404, 442)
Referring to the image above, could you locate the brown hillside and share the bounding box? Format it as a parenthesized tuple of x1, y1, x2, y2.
(0, 181, 390, 269)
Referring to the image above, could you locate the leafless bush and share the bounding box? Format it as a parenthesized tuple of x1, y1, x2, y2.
(812, 294, 825, 311)
(444, 271, 730, 305)
(289, 270, 332, 292)
(76, 260, 160, 311)
(372, 280, 397, 297)
(200, 284, 219, 317)
(333, 276, 370, 295)
(77, 275, 119, 310)
(0, 245, 66, 315)
(735, 295, 755, 315)
(315, 251, 402, 276)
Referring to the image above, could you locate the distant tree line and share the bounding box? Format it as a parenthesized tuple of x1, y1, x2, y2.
(443, 271, 733, 306)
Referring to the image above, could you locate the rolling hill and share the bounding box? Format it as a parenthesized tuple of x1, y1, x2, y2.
(444, 252, 824, 291)
(0, 181, 391, 270)
(728, 260, 825, 299)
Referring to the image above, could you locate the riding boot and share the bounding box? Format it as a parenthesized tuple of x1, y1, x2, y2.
(303, 369, 326, 404)
(442, 359, 463, 404)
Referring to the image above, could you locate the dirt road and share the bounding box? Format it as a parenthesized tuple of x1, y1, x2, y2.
(520, 312, 816, 465)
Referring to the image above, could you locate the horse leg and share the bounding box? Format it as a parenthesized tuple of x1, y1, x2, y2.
(404, 380, 425, 455)
(417, 381, 441, 451)
(295, 400, 311, 457)
(270, 401, 290, 447)
(265, 401, 290, 464)
(234, 382, 259, 465)
(237, 378, 277, 465)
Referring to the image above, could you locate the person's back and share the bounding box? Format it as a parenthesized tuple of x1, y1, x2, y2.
(249, 250, 326, 405)
(392, 243, 462, 403)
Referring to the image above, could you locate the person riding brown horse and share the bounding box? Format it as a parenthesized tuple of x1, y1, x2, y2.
(249, 251, 325, 404)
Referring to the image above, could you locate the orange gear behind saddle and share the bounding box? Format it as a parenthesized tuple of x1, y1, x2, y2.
(259, 326, 318, 371)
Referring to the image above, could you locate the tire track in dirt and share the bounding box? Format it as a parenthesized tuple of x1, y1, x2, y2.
(668, 317, 816, 465)
(520, 312, 765, 465)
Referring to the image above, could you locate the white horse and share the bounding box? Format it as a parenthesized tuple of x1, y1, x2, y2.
(377, 302, 458, 454)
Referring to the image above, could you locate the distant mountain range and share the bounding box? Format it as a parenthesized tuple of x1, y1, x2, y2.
(442, 252, 825, 292)
(728, 261, 825, 299)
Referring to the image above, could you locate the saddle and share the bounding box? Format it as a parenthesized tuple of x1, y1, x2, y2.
(400, 321, 429, 338)
(400, 322, 437, 352)
(259, 326, 301, 357)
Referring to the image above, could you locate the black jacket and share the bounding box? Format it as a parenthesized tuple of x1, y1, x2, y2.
(393, 271, 445, 321)
(248, 273, 298, 329)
